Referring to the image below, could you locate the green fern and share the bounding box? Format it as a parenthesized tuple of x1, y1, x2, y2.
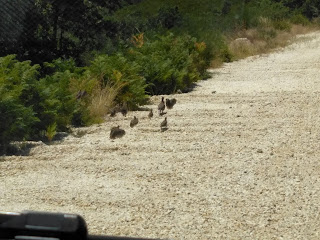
(45, 123, 57, 142)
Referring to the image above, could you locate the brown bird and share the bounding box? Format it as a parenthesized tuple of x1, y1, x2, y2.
(166, 98, 177, 109)
(120, 103, 128, 117)
(109, 108, 117, 117)
(148, 109, 153, 119)
(109, 104, 121, 117)
(160, 117, 167, 129)
(110, 126, 126, 139)
(76, 90, 87, 100)
(158, 96, 165, 115)
(130, 116, 139, 127)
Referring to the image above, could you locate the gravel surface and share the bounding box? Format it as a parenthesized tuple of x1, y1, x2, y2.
(1, 31, 320, 240)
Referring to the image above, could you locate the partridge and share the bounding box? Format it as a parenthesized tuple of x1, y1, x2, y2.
(158, 97, 165, 115)
(120, 103, 128, 117)
(110, 126, 126, 139)
(148, 109, 153, 119)
(160, 117, 167, 129)
(130, 116, 139, 127)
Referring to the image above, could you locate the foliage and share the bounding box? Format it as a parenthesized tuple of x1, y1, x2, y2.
(154, 6, 182, 29)
(0, 0, 140, 64)
(0, 55, 40, 153)
(280, 0, 320, 19)
(45, 122, 57, 142)
(237, 0, 289, 29)
(290, 14, 311, 25)
(272, 20, 291, 31)
(38, 58, 82, 130)
(127, 33, 211, 94)
(86, 54, 148, 109)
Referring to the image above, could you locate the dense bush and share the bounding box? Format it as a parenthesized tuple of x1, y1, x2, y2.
(0, 56, 86, 152)
(37, 59, 82, 131)
(0, 55, 40, 153)
(127, 33, 211, 94)
(87, 54, 148, 108)
(290, 14, 311, 25)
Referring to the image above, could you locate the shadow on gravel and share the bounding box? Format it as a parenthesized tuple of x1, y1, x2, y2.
(181, 71, 215, 93)
(0, 132, 72, 157)
(180, 83, 200, 93)
(1, 142, 38, 156)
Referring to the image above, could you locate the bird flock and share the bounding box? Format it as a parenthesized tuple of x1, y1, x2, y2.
(109, 97, 177, 139)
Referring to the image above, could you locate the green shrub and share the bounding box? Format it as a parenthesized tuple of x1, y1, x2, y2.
(0, 55, 84, 152)
(219, 47, 233, 63)
(86, 54, 148, 109)
(155, 6, 182, 29)
(0, 97, 39, 154)
(46, 122, 57, 142)
(241, 0, 289, 28)
(290, 14, 310, 25)
(127, 33, 211, 94)
(38, 59, 82, 131)
(273, 20, 291, 31)
(0, 55, 41, 153)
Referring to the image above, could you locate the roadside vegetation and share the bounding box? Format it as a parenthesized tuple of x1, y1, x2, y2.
(1, 0, 320, 154)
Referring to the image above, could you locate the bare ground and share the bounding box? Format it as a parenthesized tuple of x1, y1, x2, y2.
(1, 32, 320, 240)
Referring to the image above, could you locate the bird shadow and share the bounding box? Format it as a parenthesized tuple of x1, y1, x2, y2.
(160, 127, 168, 132)
(159, 112, 167, 116)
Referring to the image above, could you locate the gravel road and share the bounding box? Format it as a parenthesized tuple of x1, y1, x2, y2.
(1, 31, 320, 239)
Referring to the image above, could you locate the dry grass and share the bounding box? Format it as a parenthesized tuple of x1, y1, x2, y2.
(69, 75, 127, 123)
(88, 82, 127, 123)
(226, 22, 320, 61)
(210, 58, 225, 69)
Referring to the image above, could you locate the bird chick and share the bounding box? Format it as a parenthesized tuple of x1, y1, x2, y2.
(120, 103, 128, 117)
(148, 109, 153, 119)
(160, 117, 167, 129)
(109, 108, 117, 117)
(158, 97, 165, 115)
(130, 116, 139, 128)
(110, 126, 126, 139)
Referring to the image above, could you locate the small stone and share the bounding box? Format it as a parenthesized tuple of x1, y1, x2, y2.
(257, 149, 263, 153)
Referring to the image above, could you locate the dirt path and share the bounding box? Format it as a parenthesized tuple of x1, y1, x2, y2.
(1, 32, 320, 239)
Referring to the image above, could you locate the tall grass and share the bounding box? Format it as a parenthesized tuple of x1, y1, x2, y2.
(88, 81, 127, 123)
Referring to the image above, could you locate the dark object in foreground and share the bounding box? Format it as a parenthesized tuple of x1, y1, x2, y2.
(0, 210, 164, 240)
(165, 98, 177, 109)
(110, 126, 126, 139)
